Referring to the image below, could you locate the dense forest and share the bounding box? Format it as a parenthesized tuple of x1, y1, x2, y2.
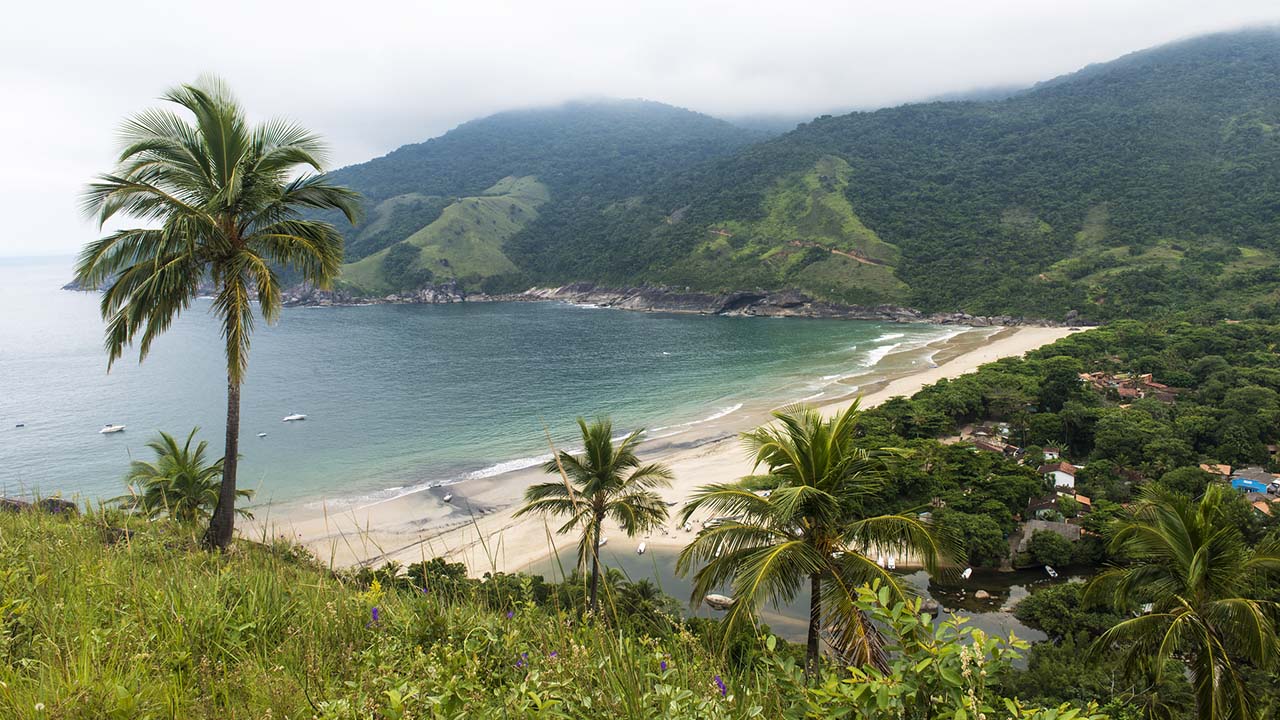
(325, 30, 1280, 320)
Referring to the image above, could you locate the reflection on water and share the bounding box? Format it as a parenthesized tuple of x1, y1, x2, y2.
(525, 547, 1094, 645)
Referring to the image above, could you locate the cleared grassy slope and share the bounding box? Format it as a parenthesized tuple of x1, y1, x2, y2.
(340, 176, 548, 294)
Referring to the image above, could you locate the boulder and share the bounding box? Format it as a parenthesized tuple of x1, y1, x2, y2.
(35, 497, 79, 516)
(0, 497, 31, 513)
(974, 589, 991, 600)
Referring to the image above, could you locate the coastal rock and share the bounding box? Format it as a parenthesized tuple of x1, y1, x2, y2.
(0, 497, 31, 513)
(35, 498, 79, 516)
(974, 590, 991, 600)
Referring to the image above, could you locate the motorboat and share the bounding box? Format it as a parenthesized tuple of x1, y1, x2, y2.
(14, 423, 24, 428)
(257, 432, 267, 438)
(1045, 565, 1059, 578)
(597, 536, 608, 548)
(282, 413, 307, 422)
(100, 424, 126, 434)
(636, 542, 647, 555)
(442, 493, 453, 503)
(887, 556, 897, 570)
(704, 594, 735, 611)
(960, 567, 974, 580)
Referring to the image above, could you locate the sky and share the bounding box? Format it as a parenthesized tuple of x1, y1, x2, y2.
(2, 0, 1277, 257)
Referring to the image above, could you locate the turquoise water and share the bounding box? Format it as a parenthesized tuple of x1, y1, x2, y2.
(0, 257, 957, 507)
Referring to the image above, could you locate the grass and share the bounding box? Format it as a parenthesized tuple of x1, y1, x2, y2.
(340, 177, 549, 294)
(0, 510, 1103, 719)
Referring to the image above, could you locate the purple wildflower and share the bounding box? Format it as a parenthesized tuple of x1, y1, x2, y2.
(714, 675, 727, 697)
(660, 660, 668, 672)
(365, 607, 381, 628)
(506, 610, 514, 619)
(549, 651, 558, 659)
(372, 607, 380, 623)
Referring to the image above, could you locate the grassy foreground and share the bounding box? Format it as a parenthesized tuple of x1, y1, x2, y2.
(0, 510, 1101, 719)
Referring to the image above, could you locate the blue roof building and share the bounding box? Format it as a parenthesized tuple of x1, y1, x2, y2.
(1231, 478, 1270, 493)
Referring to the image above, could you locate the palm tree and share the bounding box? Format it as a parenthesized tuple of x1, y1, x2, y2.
(515, 418, 672, 615)
(1085, 484, 1280, 720)
(676, 402, 948, 677)
(116, 428, 252, 524)
(75, 77, 360, 549)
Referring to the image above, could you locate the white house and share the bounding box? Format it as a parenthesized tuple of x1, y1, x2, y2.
(1038, 461, 1076, 490)
(1043, 447, 1061, 461)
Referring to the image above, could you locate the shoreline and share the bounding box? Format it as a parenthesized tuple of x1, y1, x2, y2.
(253, 324, 1079, 572)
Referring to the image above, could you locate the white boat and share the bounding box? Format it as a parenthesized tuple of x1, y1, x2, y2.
(282, 413, 307, 422)
(442, 493, 453, 503)
(704, 594, 735, 611)
(1045, 565, 1059, 578)
(887, 556, 897, 570)
(960, 567, 974, 580)
(257, 432, 267, 438)
(597, 536, 608, 548)
(99, 424, 126, 434)
(636, 542, 647, 555)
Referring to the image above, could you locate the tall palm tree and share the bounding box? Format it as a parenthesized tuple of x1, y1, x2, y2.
(515, 418, 672, 615)
(115, 428, 253, 524)
(75, 77, 360, 549)
(1085, 484, 1280, 720)
(677, 402, 948, 677)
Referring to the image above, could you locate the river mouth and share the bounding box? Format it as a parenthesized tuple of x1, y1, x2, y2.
(524, 547, 1092, 646)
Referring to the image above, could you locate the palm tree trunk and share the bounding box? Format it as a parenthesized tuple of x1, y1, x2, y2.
(806, 572, 822, 678)
(203, 375, 240, 550)
(588, 519, 601, 616)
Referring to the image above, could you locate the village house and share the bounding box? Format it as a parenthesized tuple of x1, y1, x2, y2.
(1043, 447, 1061, 461)
(1038, 461, 1077, 490)
(1078, 371, 1179, 402)
(1200, 463, 1232, 479)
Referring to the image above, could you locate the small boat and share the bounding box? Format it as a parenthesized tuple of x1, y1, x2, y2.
(1045, 565, 1059, 578)
(682, 522, 693, 532)
(597, 536, 608, 548)
(282, 413, 307, 422)
(442, 493, 453, 503)
(960, 567, 974, 580)
(636, 542, 647, 555)
(887, 556, 897, 570)
(257, 432, 267, 438)
(99, 424, 126, 434)
(704, 594, 735, 611)
(15, 423, 24, 428)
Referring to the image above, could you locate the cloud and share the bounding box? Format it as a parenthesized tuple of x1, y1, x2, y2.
(1, 0, 1277, 255)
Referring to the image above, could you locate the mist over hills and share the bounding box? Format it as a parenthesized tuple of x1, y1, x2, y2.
(326, 29, 1280, 320)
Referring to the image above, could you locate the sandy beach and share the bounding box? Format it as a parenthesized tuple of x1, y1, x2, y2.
(253, 324, 1078, 573)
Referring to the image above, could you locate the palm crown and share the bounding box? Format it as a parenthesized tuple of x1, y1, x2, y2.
(677, 402, 948, 674)
(515, 418, 672, 615)
(116, 428, 253, 524)
(1085, 484, 1280, 720)
(75, 77, 360, 548)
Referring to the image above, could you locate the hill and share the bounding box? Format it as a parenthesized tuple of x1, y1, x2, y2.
(319, 99, 765, 291)
(505, 29, 1280, 320)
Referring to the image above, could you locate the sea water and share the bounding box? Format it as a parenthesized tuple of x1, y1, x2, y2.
(0, 257, 960, 507)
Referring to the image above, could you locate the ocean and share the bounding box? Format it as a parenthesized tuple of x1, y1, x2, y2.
(0, 256, 967, 509)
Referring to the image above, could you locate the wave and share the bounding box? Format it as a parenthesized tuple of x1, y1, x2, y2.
(873, 332, 906, 342)
(863, 342, 903, 368)
(651, 403, 744, 433)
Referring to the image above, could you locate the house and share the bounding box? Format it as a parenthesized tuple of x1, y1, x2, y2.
(1253, 500, 1275, 517)
(1043, 447, 1061, 461)
(1231, 478, 1270, 494)
(1038, 461, 1077, 490)
(1071, 493, 1092, 513)
(1200, 463, 1232, 478)
(972, 439, 1007, 454)
(1234, 466, 1276, 484)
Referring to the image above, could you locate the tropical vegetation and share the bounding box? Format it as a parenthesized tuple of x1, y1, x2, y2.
(515, 418, 672, 615)
(1085, 485, 1280, 720)
(677, 403, 947, 675)
(74, 77, 360, 549)
(113, 428, 253, 524)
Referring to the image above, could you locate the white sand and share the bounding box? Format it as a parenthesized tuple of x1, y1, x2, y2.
(253, 325, 1077, 573)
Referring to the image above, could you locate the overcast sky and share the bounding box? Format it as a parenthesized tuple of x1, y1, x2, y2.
(2, 1, 1277, 257)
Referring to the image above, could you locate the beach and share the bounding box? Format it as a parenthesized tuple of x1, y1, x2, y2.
(256, 323, 1078, 572)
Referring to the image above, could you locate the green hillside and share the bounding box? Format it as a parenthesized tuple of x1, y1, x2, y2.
(319, 99, 764, 272)
(340, 177, 548, 294)
(505, 29, 1280, 320)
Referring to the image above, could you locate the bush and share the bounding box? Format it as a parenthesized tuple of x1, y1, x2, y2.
(1027, 529, 1074, 567)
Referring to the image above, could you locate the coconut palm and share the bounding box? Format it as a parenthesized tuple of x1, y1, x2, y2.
(515, 418, 672, 615)
(676, 402, 948, 676)
(75, 77, 360, 549)
(1085, 484, 1280, 720)
(115, 428, 253, 524)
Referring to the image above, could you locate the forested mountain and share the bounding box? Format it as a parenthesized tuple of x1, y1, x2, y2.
(330, 30, 1280, 321)
(320, 100, 765, 292)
